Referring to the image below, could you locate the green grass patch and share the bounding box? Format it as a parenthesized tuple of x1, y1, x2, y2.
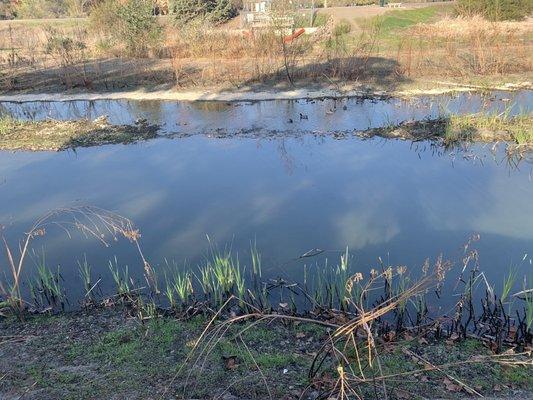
(501, 364, 533, 387)
(5, 312, 533, 400)
(446, 113, 533, 145)
(358, 4, 453, 45)
(83, 319, 187, 364)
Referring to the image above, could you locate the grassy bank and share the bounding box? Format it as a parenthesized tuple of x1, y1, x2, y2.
(446, 113, 532, 145)
(361, 113, 533, 148)
(0, 116, 159, 151)
(0, 309, 531, 400)
(357, 4, 451, 44)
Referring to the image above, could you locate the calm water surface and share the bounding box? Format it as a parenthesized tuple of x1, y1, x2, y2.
(1, 92, 532, 301)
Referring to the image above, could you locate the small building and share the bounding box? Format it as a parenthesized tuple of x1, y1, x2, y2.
(242, 0, 300, 28)
(244, 0, 272, 13)
(242, 0, 273, 27)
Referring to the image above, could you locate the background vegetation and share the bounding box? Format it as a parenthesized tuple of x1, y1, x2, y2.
(456, 0, 533, 21)
(89, 0, 162, 57)
(0, 1, 531, 92)
(172, 0, 238, 24)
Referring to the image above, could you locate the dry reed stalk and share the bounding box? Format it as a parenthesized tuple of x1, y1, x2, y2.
(404, 16, 533, 77)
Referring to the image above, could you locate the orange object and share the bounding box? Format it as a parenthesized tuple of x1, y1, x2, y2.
(284, 28, 305, 43)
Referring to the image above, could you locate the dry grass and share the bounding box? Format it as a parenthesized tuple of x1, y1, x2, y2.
(399, 16, 533, 77)
(0, 116, 159, 150)
(0, 12, 531, 92)
(174, 264, 532, 399)
(412, 15, 533, 37)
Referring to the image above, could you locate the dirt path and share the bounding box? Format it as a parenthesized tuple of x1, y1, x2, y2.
(0, 81, 529, 103)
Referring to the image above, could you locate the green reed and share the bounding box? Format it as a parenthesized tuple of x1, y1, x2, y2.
(5, 231, 531, 347)
(250, 240, 262, 284)
(78, 255, 93, 297)
(304, 249, 357, 311)
(522, 276, 533, 331)
(502, 266, 519, 304)
(210, 250, 240, 295)
(29, 253, 66, 311)
(109, 257, 131, 296)
(163, 260, 193, 309)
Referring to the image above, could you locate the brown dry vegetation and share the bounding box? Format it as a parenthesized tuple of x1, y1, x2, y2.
(0, 115, 159, 150)
(399, 16, 533, 77)
(0, 7, 531, 94)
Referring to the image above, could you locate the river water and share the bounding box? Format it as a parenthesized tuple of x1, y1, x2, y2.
(0, 91, 532, 302)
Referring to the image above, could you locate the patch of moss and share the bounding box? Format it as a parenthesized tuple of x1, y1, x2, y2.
(501, 364, 533, 387)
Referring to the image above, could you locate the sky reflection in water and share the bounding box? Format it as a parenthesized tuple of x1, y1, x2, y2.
(0, 93, 532, 301)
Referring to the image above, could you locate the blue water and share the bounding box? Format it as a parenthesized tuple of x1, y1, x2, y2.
(0, 92, 532, 303)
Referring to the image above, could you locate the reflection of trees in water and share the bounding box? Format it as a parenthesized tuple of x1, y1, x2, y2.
(273, 135, 327, 175)
(276, 139, 295, 175)
(1, 100, 107, 122)
(216, 132, 532, 177)
(408, 138, 532, 175)
(189, 101, 234, 113)
(124, 100, 164, 125)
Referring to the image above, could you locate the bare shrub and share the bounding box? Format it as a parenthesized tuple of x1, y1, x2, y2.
(166, 12, 394, 89)
(173, 0, 238, 24)
(44, 27, 89, 88)
(167, 18, 312, 87)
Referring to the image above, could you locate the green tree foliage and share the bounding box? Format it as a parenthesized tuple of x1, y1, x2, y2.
(212, 0, 238, 23)
(172, 0, 237, 24)
(456, 0, 532, 21)
(89, 0, 162, 57)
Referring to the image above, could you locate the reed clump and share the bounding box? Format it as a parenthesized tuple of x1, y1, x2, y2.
(0, 206, 155, 319)
(2, 209, 531, 354)
(445, 112, 533, 146)
(177, 237, 532, 400)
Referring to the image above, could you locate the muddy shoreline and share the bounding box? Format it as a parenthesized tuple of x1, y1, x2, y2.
(1, 115, 530, 152)
(0, 81, 531, 104)
(0, 116, 159, 151)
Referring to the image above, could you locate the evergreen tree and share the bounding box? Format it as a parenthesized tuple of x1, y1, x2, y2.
(210, 0, 238, 23)
(172, 0, 236, 24)
(173, 0, 215, 22)
(456, 0, 532, 21)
